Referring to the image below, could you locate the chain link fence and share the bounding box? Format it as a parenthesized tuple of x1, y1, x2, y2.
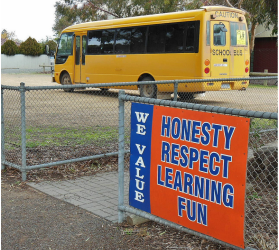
(1, 77, 278, 249)
(118, 86, 277, 250)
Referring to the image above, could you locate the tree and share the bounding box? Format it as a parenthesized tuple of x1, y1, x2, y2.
(52, 0, 189, 35)
(19, 37, 42, 56)
(1, 29, 16, 40)
(53, 0, 277, 53)
(52, 15, 74, 37)
(1, 40, 19, 55)
(263, 0, 277, 35)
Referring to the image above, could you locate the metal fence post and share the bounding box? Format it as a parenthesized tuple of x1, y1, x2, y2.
(19, 82, 27, 181)
(173, 80, 178, 101)
(118, 90, 125, 223)
(1, 88, 5, 170)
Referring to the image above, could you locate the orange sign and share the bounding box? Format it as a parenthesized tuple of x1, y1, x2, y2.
(129, 103, 250, 248)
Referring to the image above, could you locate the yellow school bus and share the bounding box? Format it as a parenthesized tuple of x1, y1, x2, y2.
(53, 6, 250, 99)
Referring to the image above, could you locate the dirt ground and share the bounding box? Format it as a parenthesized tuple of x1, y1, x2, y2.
(1, 73, 277, 132)
(1, 72, 278, 114)
(2, 175, 237, 250)
(1, 72, 58, 87)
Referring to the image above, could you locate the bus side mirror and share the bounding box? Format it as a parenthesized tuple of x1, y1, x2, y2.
(45, 45, 50, 55)
(220, 26, 227, 32)
(219, 22, 227, 32)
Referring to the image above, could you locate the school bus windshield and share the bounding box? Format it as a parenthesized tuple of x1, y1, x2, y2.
(57, 32, 74, 55)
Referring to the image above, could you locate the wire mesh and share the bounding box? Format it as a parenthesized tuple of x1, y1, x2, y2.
(3, 89, 22, 166)
(246, 117, 278, 250)
(22, 87, 120, 166)
(122, 114, 277, 250)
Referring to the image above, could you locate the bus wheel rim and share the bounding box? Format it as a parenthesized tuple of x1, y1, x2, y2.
(144, 85, 153, 96)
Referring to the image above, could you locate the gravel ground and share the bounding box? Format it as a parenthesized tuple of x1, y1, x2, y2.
(2, 180, 135, 250)
(2, 176, 236, 250)
(1, 72, 278, 114)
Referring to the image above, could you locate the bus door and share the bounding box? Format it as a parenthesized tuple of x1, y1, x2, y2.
(210, 21, 230, 82)
(74, 33, 87, 84)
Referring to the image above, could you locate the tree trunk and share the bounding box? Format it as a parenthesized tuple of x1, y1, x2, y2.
(250, 22, 258, 54)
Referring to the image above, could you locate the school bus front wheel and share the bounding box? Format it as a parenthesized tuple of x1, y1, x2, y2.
(61, 72, 74, 93)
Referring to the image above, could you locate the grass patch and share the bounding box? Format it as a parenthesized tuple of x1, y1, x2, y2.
(25, 126, 119, 148)
(250, 118, 277, 131)
(248, 192, 262, 200)
(248, 84, 278, 89)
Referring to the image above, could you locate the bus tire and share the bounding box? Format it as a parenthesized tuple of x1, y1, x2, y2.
(61, 72, 74, 92)
(139, 77, 157, 98)
(178, 92, 195, 100)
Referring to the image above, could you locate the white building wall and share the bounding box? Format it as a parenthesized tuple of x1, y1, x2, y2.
(255, 24, 276, 38)
(1, 54, 51, 71)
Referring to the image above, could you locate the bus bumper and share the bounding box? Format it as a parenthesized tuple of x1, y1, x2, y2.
(157, 80, 250, 92)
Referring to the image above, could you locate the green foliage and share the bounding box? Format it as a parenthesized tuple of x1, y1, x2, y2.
(53, 1, 98, 36)
(24, 126, 118, 148)
(263, 0, 278, 35)
(19, 37, 42, 56)
(248, 192, 262, 200)
(132, 0, 185, 16)
(52, 15, 74, 37)
(52, 0, 189, 35)
(40, 39, 57, 54)
(52, 0, 277, 43)
(1, 40, 19, 55)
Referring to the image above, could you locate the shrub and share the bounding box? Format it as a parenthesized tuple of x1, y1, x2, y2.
(1, 40, 19, 55)
(19, 37, 42, 56)
(41, 40, 57, 54)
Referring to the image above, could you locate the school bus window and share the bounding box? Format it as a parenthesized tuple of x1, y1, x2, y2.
(185, 22, 197, 52)
(82, 35, 86, 65)
(101, 29, 115, 54)
(206, 21, 210, 45)
(75, 36, 80, 65)
(130, 27, 146, 53)
(165, 23, 184, 53)
(230, 22, 248, 46)
(147, 24, 166, 53)
(115, 28, 131, 54)
(213, 24, 226, 46)
(88, 30, 102, 54)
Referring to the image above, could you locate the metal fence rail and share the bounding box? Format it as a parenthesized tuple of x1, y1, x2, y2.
(1, 77, 274, 178)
